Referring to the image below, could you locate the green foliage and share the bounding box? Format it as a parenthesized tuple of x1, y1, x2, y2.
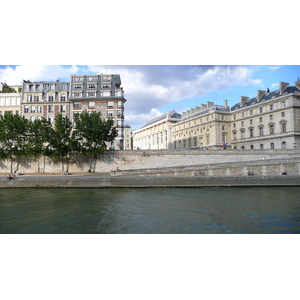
(1, 87, 17, 93)
(0, 112, 28, 159)
(47, 113, 80, 160)
(73, 110, 118, 158)
(25, 118, 52, 158)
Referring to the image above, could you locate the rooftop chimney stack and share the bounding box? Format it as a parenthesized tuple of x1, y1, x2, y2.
(279, 81, 289, 94)
(295, 80, 300, 90)
(240, 96, 249, 106)
(223, 100, 228, 108)
(257, 90, 266, 100)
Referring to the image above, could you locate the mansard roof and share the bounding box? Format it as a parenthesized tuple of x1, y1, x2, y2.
(140, 110, 182, 129)
(231, 85, 300, 111)
(176, 105, 230, 124)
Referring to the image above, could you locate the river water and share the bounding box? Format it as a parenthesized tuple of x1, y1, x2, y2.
(0, 187, 299, 233)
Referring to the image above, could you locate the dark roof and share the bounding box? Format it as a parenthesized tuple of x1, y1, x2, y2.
(231, 85, 300, 111)
(176, 105, 230, 124)
(140, 110, 182, 129)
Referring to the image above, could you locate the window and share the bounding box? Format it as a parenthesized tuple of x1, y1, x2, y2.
(31, 106, 35, 113)
(241, 130, 245, 139)
(37, 105, 42, 113)
(250, 110, 253, 116)
(107, 111, 114, 117)
(88, 84, 96, 89)
(259, 126, 264, 136)
(74, 103, 82, 109)
(222, 126, 225, 130)
(270, 114, 273, 120)
(117, 110, 123, 117)
(250, 145, 254, 149)
(60, 105, 66, 112)
(87, 76, 97, 81)
(282, 112, 285, 117)
(259, 107, 263, 113)
(241, 121, 244, 126)
(74, 84, 82, 89)
(270, 125, 274, 134)
(271, 143, 275, 149)
(260, 144, 264, 149)
(250, 119, 253, 125)
(270, 104, 273, 110)
(107, 101, 114, 107)
(28, 95, 32, 102)
(74, 93, 81, 98)
(250, 128, 254, 137)
(88, 102, 95, 108)
(48, 105, 53, 113)
(48, 96, 54, 102)
(24, 106, 29, 113)
(87, 92, 95, 97)
(282, 123, 286, 133)
(61, 83, 67, 90)
(281, 101, 286, 108)
(34, 95, 39, 102)
(60, 95, 66, 102)
(259, 117, 263, 122)
(233, 123, 236, 128)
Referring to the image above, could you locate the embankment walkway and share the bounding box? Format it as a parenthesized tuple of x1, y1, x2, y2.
(1, 173, 300, 188)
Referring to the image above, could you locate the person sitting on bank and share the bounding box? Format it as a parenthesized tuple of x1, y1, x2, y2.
(14, 170, 19, 176)
(248, 171, 254, 176)
(7, 174, 14, 181)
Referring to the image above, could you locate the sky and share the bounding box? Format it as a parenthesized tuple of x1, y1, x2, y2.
(1, 65, 300, 129)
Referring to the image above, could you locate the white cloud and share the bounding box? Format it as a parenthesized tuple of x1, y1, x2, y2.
(268, 66, 281, 70)
(0, 64, 263, 129)
(0, 65, 79, 85)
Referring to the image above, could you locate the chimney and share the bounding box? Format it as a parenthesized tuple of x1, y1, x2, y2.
(295, 80, 300, 90)
(182, 111, 187, 118)
(207, 101, 214, 108)
(186, 109, 191, 116)
(279, 81, 289, 94)
(223, 100, 228, 108)
(191, 108, 196, 114)
(201, 104, 208, 111)
(240, 96, 249, 106)
(257, 90, 266, 100)
(195, 106, 201, 112)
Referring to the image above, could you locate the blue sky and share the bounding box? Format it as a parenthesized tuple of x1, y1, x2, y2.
(1, 65, 299, 129)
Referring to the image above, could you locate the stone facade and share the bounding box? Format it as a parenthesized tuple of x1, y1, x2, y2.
(135, 81, 300, 150)
(133, 111, 182, 149)
(21, 80, 70, 123)
(0, 84, 22, 116)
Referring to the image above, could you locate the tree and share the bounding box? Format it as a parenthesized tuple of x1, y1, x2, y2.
(73, 110, 118, 172)
(0, 112, 29, 172)
(25, 118, 52, 173)
(47, 113, 80, 172)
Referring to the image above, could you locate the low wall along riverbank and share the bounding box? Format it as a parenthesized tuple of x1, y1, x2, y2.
(1, 174, 300, 188)
(1, 149, 300, 187)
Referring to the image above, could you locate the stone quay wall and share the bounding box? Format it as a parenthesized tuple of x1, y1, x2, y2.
(1, 149, 300, 176)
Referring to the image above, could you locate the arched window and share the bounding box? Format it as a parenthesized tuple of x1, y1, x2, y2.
(270, 143, 275, 149)
(250, 145, 254, 149)
(260, 144, 264, 149)
(282, 141, 286, 149)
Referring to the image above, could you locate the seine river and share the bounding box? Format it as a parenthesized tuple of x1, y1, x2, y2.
(0, 187, 299, 234)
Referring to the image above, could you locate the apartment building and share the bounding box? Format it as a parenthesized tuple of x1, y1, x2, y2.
(0, 83, 22, 116)
(69, 74, 127, 150)
(21, 80, 70, 123)
(133, 110, 182, 149)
